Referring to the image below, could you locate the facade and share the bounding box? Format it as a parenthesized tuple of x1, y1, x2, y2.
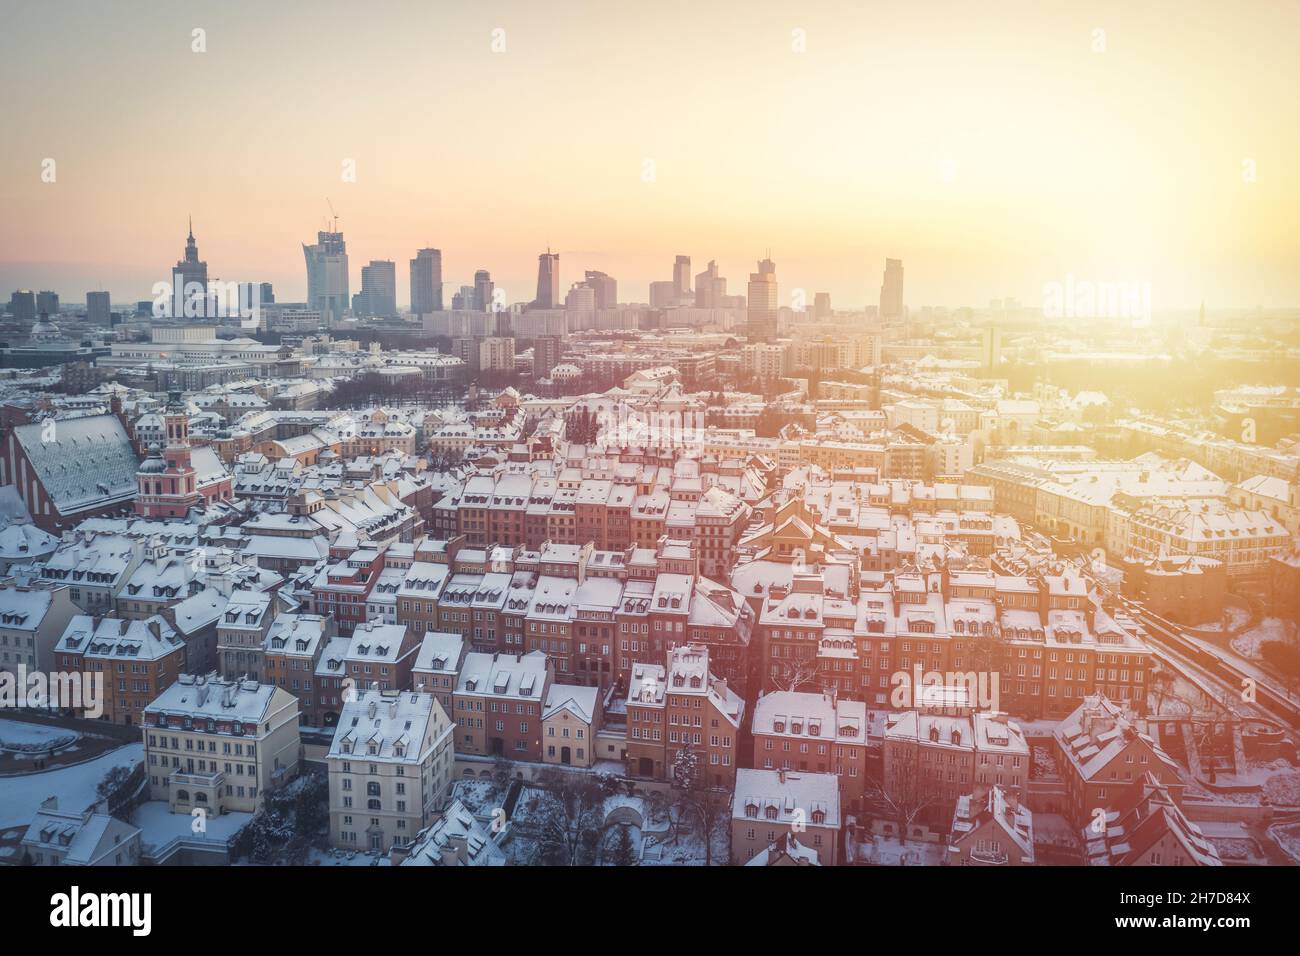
(53, 614, 185, 725)
(731, 768, 841, 865)
(452, 650, 552, 759)
(0, 581, 78, 680)
(143, 673, 301, 815)
(327, 688, 455, 852)
(1054, 695, 1184, 827)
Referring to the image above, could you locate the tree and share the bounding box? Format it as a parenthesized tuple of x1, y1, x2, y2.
(529, 769, 607, 866)
(608, 824, 638, 866)
(670, 744, 730, 866)
(770, 654, 822, 694)
(870, 741, 943, 846)
(1261, 641, 1300, 697)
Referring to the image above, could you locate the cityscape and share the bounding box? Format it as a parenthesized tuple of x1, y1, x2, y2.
(0, 2, 1296, 926)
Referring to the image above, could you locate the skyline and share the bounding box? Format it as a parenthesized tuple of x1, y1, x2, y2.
(3, 0, 1299, 309)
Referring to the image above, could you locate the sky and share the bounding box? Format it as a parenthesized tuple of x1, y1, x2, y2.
(2, 0, 1298, 311)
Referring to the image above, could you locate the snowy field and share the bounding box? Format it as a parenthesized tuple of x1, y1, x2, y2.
(0, 719, 81, 748)
(0, 742, 142, 828)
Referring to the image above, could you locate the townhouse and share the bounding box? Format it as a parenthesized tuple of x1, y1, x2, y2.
(53, 614, 184, 725)
(731, 769, 842, 866)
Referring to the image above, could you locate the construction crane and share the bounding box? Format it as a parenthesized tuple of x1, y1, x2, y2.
(325, 198, 339, 234)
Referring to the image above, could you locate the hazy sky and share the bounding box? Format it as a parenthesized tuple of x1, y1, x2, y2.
(2, 0, 1298, 310)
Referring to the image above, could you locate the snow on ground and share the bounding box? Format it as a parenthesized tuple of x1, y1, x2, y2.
(1033, 812, 1079, 849)
(0, 742, 142, 828)
(849, 832, 945, 866)
(1031, 745, 1060, 780)
(130, 800, 251, 851)
(1262, 770, 1300, 807)
(1232, 618, 1293, 660)
(0, 719, 80, 748)
(303, 847, 391, 867)
(1194, 606, 1251, 633)
(1270, 822, 1300, 864)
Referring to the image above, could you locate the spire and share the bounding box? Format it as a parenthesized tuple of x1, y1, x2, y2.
(188, 215, 194, 241)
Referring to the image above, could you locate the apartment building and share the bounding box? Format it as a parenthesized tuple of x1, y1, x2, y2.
(53, 614, 184, 725)
(1054, 694, 1184, 826)
(624, 643, 743, 785)
(452, 650, 552, 759)
(327, 688, 455, 852)
(143, 673, 301, 815)
(731, 769, 841, 866)
(0, 580, 78, 678)
(945, 786, 1035, 866)
(751, 689, 870, 808)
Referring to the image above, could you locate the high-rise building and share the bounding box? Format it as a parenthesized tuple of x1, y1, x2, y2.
(649, 280, 678, 309)
(36, 291, 60, 316)
(746, 257, 778, 343)
(565, 283, 596, 311)
(410, 248, 442, 314)
(9, 290, 36, 324)
(452, 285, 476, 310)
(813, 292, 831, 320)
(304, 229, 349, 325)
(479, 336, 516, 372)
(172, 218, 208, 316)
(532, 335, 564, 379)
(86, 291, 111, 325)
(473, 269, 494, 312)
(583, 270, 617, 310)
(535, 250, 560, 309)
(694, 261, 726, 308)
(880, 257, 904, 322)
(259, 282, 274, 305)
(353, 260, 397, 317)
(673, 255, 691, 297)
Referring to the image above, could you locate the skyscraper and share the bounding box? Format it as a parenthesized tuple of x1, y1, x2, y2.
(9, 290, 36, 324)
(565, 283, 596, 311)
(86, 290, 111, 325)
(694, 260, 726, 308)
(172, 218, 208, 316)
(583, 271, 617, 310)
(535, 250, 560, 309)
(673, 255, 692, 299)
(410, 248, 442, 314)
(746, 256, 778, 342)
(474, 269, 494, 312)
(304, 229, 349, 325)
(880, 257, 904, 322)
(352, 260, 397, 317)
(36, 290, 60, 316)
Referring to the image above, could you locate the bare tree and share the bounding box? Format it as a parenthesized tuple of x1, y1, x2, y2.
(869, 741, 943, 846)
(669, 744, 730, 866)
(771, 654, 822, 694)
(529, 769, 607, 866)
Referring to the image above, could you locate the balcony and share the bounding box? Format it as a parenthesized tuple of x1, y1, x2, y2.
(967, 847, 1010, 865)
(170, 770, 225, 789)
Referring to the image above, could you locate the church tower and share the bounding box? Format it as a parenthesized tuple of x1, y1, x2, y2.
(135, 390, 202, 517)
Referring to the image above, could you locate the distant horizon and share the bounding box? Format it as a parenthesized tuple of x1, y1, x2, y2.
(4, 1, 1299, 313)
